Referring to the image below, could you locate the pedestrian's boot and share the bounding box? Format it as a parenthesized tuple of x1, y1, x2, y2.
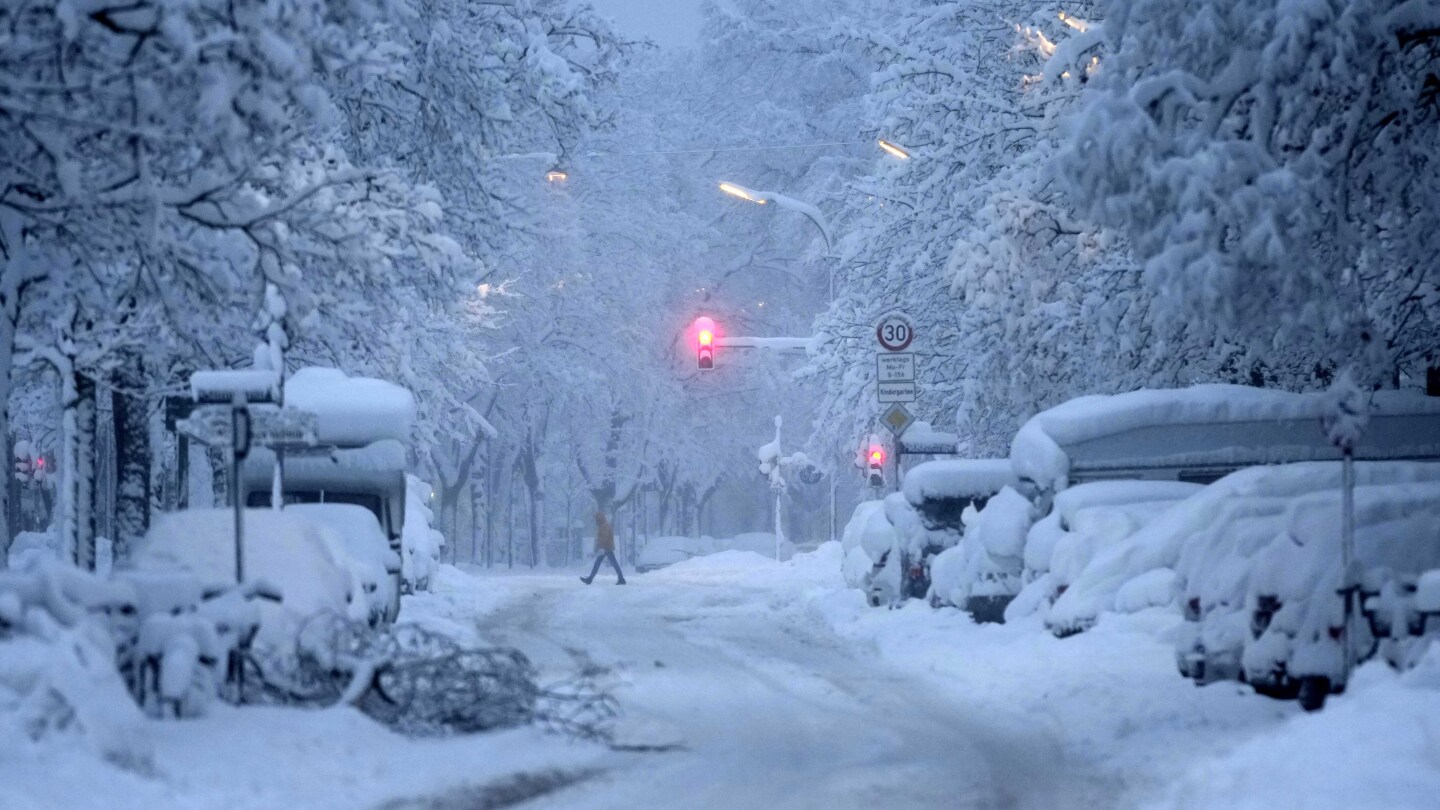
(616, 577, 627, 585)
(580, 576, 593, 585)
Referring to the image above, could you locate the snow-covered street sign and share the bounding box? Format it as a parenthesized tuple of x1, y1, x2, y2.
(877, 381, 917, 403)
(880, 403, 915, 435)
(875, 311, 916, 352)
(877, 353, 915, 383)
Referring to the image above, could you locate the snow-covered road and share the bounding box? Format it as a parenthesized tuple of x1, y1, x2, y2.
(404, 546, 1279, 810)
(464, 565, 1105, 809)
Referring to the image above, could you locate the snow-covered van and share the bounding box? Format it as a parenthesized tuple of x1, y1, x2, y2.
(240, 368, 416, 622)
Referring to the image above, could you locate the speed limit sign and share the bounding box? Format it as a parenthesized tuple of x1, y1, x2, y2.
(875, 312, 915, 352)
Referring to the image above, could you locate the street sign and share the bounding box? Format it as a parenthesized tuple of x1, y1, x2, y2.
(878, 381, 917, 403)
(178, 406, 319, 450)
(880, 403, 915, 435)
(877, 353, 915, 383)
(875, 312, 916, 352)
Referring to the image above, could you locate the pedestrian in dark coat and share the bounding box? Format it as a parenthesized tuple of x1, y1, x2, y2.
(581, 510, 626, 585)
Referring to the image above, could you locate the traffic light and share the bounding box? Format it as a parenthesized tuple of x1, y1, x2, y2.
(695, 316, 716, 370)
(867, 443, 886, 488)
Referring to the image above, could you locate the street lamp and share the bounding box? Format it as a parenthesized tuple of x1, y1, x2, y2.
(876, 139, 912, 159)
(716, 181, 834, 254)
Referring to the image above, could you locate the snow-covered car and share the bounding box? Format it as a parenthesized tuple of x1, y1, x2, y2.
(285, 503, 401, 625)
(636, 536, 712, 573)
(1230, 477, 1440, 708)
(128, 508, 357, 648)
(1006, 480, 1202, 626)
(402, 475, 446, 592)
(850, 459, 1026, 611)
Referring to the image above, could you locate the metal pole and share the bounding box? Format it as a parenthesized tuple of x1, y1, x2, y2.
(829, 475, 837, 544)
(231, 392, 247, 583)
(1341, 447, 1356, 683)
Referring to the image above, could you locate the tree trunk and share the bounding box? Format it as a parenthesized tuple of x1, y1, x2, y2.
(74, 374, 98, 569)
(112, 360, 151, 561)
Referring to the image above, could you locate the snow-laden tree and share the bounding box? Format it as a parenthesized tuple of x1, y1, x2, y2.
(1057, 0, 1440, 387)
(0, 0, 480, 562)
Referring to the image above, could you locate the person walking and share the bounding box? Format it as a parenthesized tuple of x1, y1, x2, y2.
(581, 510, 626, 585)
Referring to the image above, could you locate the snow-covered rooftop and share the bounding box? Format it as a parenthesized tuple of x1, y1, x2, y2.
(283, 367, 415, 446)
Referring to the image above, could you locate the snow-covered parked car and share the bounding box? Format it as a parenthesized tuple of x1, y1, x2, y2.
(927, 485, 1034, 621)
(286, 503, 401, 625)
(636, 536, 713, 573)
(849, 459, 1025, 610)
(1005, 480, 1202, 627)
(128, 508, 359, 648)
(1220, 476, 1440, 708)
(402, 475, 446, 592)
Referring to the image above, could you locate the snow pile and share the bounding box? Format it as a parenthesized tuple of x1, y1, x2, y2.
(1157, 654, 1440, 809)
(130, 508, 355, 646)
(928, 486, 1034, 611)
(403, 475, 446, 592)
(7, 529, 60, 570)
(283, 366, 416, 446)
(0, 562, 149, 764)
(1011, 385, 1440, 491)
(722, 532, 795, 561)
(1048, 462, 1440, 638)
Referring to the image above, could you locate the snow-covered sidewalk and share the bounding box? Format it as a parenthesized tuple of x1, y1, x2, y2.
(6, 543, 1439, 809)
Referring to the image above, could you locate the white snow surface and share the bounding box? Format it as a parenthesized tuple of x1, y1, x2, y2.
(901, 458, 1018, 504)
(5, 545, 1439, 808)
(282, 366, 416, 446)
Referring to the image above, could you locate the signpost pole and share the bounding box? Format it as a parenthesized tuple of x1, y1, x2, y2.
(230, 392, 249, 584)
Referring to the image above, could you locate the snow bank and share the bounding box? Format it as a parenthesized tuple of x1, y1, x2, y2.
(1011, 385, 1440, 491)
(283, 366, 416, 446)
(1157, 654, 1440, 809)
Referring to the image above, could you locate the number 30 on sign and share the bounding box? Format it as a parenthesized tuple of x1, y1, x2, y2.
(875, 312, 916, 352)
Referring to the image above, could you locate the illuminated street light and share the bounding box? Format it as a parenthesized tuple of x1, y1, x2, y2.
(717, 181, 832, 252)
(877, 139, 912, 160)
(546, 168, 569, 183)
(719, 181, 767, 204)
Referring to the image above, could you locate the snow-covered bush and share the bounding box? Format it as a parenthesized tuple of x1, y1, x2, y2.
(403, 475, 446, 592)
(0, 580, 150, 766)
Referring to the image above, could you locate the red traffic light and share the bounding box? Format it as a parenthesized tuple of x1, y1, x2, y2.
(694, 316, 717, 371)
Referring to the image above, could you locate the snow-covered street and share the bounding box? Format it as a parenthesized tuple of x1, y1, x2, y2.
(399, 546, 1440, 810)
(6, 544, 1440, 809)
